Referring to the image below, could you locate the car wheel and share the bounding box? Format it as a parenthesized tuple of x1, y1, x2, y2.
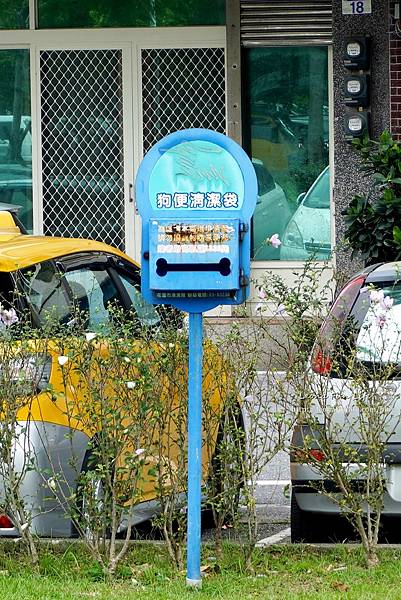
(291, 492, 310, 542)
(72, 462, 106, 540)
(291, 493, 354, 543)
(71, 447, 115, 539)
(291, 492, 327, 543)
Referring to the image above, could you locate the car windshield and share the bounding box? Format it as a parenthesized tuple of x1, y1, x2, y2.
(303, 168, 329, 209)
(355, 284, 401, 365)
(18, 258, 160, 330)
(252, 162, 275, 195)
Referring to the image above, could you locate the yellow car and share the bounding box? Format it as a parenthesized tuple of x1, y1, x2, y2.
(0, 205, 231, 537)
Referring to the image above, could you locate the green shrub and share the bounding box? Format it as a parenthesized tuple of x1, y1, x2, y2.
(343, 131, 401, 265)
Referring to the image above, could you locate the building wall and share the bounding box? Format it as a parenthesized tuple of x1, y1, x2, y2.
(333, 0, 390, 281)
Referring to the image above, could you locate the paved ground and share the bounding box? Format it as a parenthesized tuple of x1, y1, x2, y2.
(201, 449, 291, 545)
(201, 369, 292, 546)
(237, 371, 291, 545)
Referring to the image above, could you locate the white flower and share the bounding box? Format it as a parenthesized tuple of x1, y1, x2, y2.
(123, 356, 131, 363)
(276, 303, 287, 316)
(269, 233, 281, 249)
(137, 357, 142, 363)
(168, 343, 175, 348)
(85, 332, 97, 342)
(255, 302, 264, 313)
(57, 356, 69, 366)
(135, 448, 145, 456)
(126, 381, 136, 389)
(48, 477, 57, 491)
(0, 307, 18, 327)
(370, 289, 394, 312)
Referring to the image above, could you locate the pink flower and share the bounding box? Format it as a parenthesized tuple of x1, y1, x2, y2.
(370, 289, 384, 304)
(370, 289, 394, 311)
(269, 233, 281, 249)
(257, 289, 267, 300)
(376, 313, 387, 328)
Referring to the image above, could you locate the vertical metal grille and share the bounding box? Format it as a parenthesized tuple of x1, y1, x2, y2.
(141, 47, 226, 153)
(40, 49, 125, 249)
(240, 1, 332, 46)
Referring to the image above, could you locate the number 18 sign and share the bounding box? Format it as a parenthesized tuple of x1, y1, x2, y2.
(342, 0, 371, 14)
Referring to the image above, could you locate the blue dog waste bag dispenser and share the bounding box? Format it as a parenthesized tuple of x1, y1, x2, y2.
(135, 128, 257, 588)
(135, 128, 257, 312)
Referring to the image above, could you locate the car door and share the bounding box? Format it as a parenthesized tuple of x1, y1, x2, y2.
(110, 256, 225, 498)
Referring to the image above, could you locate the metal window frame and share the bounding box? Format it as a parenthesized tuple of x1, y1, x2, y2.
(29, 0, 37, 30)
(133, 31, 226, 260)
(38, 47, 127, 249)
(0, 27, 226, 263)
(225, 1, 335, 285)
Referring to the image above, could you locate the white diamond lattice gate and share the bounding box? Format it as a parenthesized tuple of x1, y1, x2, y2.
(40, 49, 125, 249)
(141, 47, 226, 152)
(39, 45, 226, 251)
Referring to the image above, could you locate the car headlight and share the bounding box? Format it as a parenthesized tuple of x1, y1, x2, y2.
(283, 220, 304, 249)
(1, 354, 52, 395)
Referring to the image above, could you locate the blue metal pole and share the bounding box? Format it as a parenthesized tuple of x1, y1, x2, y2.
(186, 311, 203, 588)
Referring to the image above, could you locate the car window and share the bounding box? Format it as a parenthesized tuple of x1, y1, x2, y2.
(64, 267, 121, 329)
(19, 255, 160, 331)
(0, 272, 16, 306)
(20, 260, 72, 326)
(355, 284, 401, 365)
(0, 118, 32, 162)
(114, 267, 160, 327)
(303, 168, 329, 209)
(0, 272, 20, 329)
(20, 259, 123, 329)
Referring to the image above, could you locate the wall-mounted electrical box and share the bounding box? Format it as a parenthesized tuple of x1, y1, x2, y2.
(343, 36, 371, 70)
(343, 36, 371, 141)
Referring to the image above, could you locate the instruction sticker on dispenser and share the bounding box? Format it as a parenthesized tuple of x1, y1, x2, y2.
(149, 218, 239, 292)
(154, 221, 235, 254)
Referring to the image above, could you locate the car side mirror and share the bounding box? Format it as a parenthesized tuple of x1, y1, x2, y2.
(296, 192, 306, 205)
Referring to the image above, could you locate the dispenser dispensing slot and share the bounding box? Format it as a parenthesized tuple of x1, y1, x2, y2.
(156, 257, 231, 277)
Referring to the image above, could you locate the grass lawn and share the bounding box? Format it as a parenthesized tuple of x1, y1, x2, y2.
(0, 541, 401, 599)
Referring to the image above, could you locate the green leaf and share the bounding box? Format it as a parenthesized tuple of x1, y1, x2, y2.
(394, 226, 401, 245)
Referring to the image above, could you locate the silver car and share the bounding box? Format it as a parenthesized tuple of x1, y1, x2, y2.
(281, 166, 330, 261)
(252, 158, 291, 260)
(291, 262, 401, 542)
